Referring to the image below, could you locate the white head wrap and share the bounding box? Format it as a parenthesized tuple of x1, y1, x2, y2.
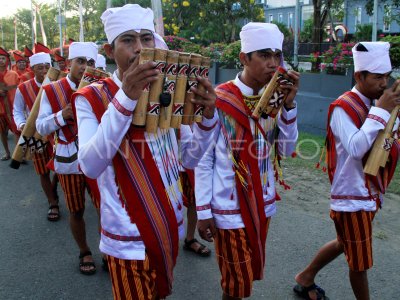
(240, 22, 284, 53)
(100, 4, 167, 50)
(29, 52, 51, 67)
(352, 42, 391, 74)
(95, 54, 106, 69)
(68, 42, 98, 62)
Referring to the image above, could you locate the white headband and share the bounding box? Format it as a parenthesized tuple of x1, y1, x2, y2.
(29, 53, 51, 67)
(101, 4, 168, 50)
(68, 42, 98, 62)
(95, 54, 106, 69)
(240, 22, 284, 53)
(352, 42, 391, 74)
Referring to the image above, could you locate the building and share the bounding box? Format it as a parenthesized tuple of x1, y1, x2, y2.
(264, 0, 400, 36)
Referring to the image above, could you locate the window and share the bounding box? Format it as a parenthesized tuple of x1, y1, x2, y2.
(288, 12, 294, 28)
(278, 13, 283, 23)
(355, 7, 362, 26)
(269, 14, 274, 22)
(383, 5, 391, 32)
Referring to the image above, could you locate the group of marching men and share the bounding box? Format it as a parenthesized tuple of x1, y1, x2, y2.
(1, 3, 400, 300)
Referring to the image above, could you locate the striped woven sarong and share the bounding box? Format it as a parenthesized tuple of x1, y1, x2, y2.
(330, 210, 375, 271)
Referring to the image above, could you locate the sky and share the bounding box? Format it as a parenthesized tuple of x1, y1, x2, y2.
(0, 0, 55, 18)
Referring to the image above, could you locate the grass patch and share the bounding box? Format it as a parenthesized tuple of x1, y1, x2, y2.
(281, 132, 400, 195)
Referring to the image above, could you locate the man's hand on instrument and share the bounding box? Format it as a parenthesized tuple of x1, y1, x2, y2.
(282, 70, 300, 107)
(122, 56, 159, 101)
(197, 218, 216, 242)
(190, 77, 216, 119)
(376, 80, 400, 113)
(62, 103, 74, 120)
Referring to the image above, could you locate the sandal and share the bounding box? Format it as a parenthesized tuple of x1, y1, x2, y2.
(183, 238, 211, 257)
(293, 283, 328, 300)
(47, 204, 60, 222)
(0, 154, 10, 161)
(79, 251, 96, 275)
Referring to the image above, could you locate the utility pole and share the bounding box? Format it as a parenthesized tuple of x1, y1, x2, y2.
(372, 0, 378, 41)
(79, 0, 84, 42)
(30, 0, 35, 48)
(151, 0, 165, 36)
(293, 0, 301, 66)
(58, 0, 63, 55)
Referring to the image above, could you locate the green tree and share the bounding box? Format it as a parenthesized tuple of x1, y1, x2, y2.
(162, 0, 264, 44)
(365, 0, 400, 24)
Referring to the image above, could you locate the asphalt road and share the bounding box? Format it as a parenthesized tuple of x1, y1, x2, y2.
(1, 137, 399, 299)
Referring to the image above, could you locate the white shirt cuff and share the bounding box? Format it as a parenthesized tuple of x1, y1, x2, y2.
(56, 111, 66, 127)
(114, 89, 137, 112)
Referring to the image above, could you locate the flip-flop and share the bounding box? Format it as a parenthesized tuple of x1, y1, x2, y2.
(79, 251, 96, 275)
(47, 204, 60, 222)
(293, 283, 328, 300)
(0, 154, 11, 161)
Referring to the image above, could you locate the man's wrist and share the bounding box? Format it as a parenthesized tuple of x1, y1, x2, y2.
(284, 102, 296, 111)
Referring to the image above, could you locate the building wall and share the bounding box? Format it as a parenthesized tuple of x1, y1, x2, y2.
(264, 0, 400, 34)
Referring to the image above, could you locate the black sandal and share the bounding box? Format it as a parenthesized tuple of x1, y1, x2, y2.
(47, 204, 60, 222)
(293, 283, 328, 300)
(79, 251, 96, 275)
(183, 238, 211, 257)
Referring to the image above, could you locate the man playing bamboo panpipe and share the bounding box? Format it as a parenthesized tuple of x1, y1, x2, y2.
(13, 52, 60, 221)
(294, 42, 400, 300)
(72, 4, 218, 299)
(0, 47, 19, 161)
(195, 22, 299, 300)
(36, 42, 101, 275)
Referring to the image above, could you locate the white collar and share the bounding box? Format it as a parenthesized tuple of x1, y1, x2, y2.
(66, 74, 78, 90)
(34, 77, 42, 87)
(234, 72, 265, 97)
(112, 70, 122, 88)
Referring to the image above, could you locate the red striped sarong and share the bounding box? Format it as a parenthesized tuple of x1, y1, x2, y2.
(215, 217, 271, 298)
(107, 254, 158, 300)
(330, 210, 375, 271)
(57, 173, 99, 213)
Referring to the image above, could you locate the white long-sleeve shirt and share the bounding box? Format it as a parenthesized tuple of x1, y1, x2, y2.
(36, 75, 79, 174)
(329, 86, 399, 212)
(75, 71, 218, 260)
(195, 75, 298, 229)
(13, 77, 41, 130)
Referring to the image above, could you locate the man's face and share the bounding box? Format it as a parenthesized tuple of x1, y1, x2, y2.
(357, 71, 391, 100)
(69, 57, 95, 82)
(242, 49, 282, 86)
(107, 29, 155, 73)
(58, 60, 66, 70)
(17, 60, 26, 70)
(32, 63, 50, 83)
(0, 56, 7, 68)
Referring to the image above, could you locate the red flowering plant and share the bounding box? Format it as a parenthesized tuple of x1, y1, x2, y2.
(164, 35, 200, 53)
(200, 43, 226, 63)
(321, 43, 355, 74)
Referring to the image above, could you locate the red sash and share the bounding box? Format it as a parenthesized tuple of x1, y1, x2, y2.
(327, 91, 399, 194)
(18, 78, 40, 111)
(215, 81, 267, 280)
(44, 77, 76, 143)
(72, 78, 178, 298)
